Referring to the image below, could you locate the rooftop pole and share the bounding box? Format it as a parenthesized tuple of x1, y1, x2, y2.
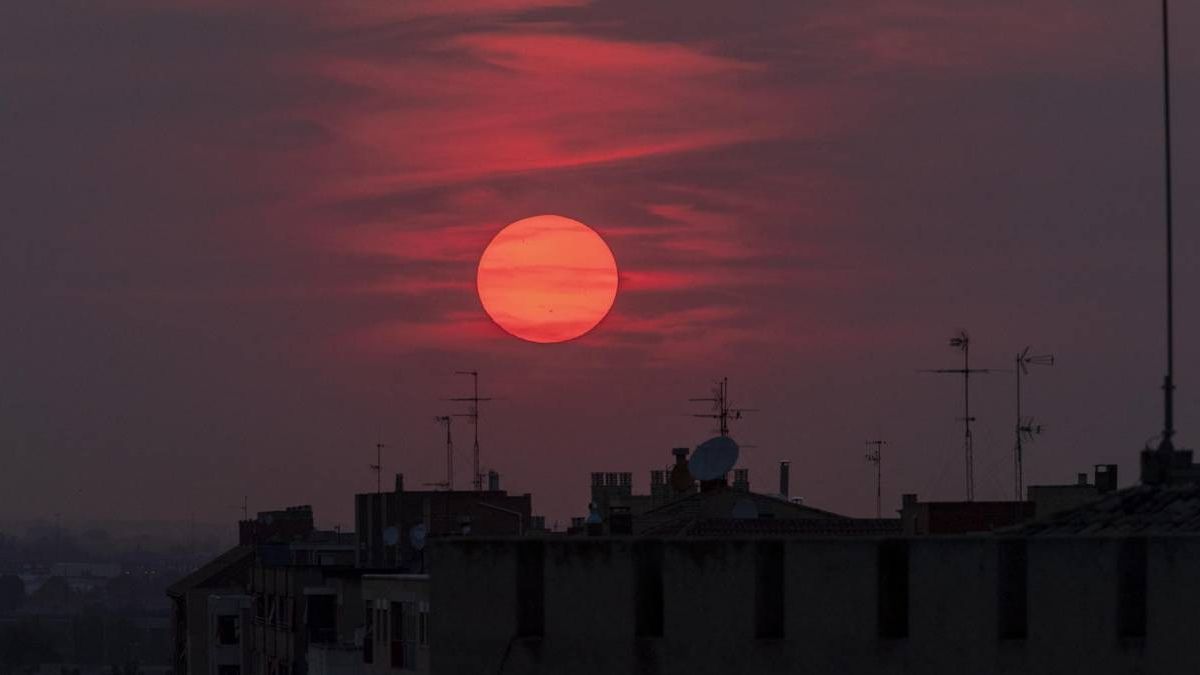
(1158, 0, 1176, 453)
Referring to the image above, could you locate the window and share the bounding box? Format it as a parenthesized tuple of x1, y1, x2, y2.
(997, 539, 1027, 639)
(390, 602, 405, 668)
(418, 610, 429, 646)
(1118, 537, 1147, 638)
(516, 541, 544, 637)
(216, 614, 241, 645)
(877, 539, 909, 639)
(755, 541, 785, 639)
(362, 607, 374, 664)
(633, 541, 663, 638)
(218, 666, 240, 675)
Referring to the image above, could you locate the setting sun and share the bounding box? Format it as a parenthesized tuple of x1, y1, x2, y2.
(476, 215, 619, 343)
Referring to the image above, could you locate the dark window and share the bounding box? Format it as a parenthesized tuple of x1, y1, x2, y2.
(217, 614, 240, 645)
(362, 607, 374, 664)
(877, 539, 909, 639)
(755, 541, 785, 639)
(516, 541, 545, 636)
(218, 665, 240, 675)
(418, 610, 429, 646)
(634, 541, 664, 637)
(306, 595, 336, 644)
(1117, 537, 1147, 638)
(390, 602, 404, 641)
(997, 539, 1027, 639)
(390, 602, 405, 668)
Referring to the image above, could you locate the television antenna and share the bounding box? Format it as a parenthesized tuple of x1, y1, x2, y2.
(435, 416, 454, 490)
(920, 330, 995, 501)
(369, 442, 385, 495)
(1014, 346, 1054, 500)
(450, 371, 492, 491)
(1154, 0, 1179, 456)
(689, 377, 755, 436)
(864, 440, 887, 518)
(232, 496, 248, 522)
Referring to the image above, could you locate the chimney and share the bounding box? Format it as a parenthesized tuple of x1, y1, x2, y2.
(1077, 473, 1088, 486)
(394, 473, 404, 492)
(779, 461, 790, 498)
(1094, 464, 1119, 493)
(609, 506, 632, 535)
(487, 470, 500, 491)
(672, 447, 689, 466)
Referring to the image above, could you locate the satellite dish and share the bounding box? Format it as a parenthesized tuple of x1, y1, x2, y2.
(688, 436, 739, 481)
(409, 524, 427, 551)
(383, 526, 399, 546)
(731, 498, 759, 520)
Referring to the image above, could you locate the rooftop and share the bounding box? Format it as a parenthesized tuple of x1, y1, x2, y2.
(1010, 482, 1200, 536)
(634, 487, 851, 536)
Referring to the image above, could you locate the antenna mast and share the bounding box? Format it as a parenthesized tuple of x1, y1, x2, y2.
(435, 416, 454, 490)
(920, 331, 993, 501)
(864, 440, 886, 518)
(1014, 346, 1054, 500)
(451, 371, 492, 491)
(1158, 0, 1177, 453)
(689, 377, 754, 436)
(370, 443, 384, 494)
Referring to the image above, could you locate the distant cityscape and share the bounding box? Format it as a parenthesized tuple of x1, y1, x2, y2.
(6, 413, 1195, 674)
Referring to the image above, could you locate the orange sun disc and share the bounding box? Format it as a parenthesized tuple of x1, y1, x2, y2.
(476, 215, 618, 343)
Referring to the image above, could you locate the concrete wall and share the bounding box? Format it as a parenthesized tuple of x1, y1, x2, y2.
(428, 535, 1200, 675)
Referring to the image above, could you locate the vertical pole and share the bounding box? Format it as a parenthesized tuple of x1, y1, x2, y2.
(1015, 357, 1023, 501)
(1159, 0, 1176, 452)
(964, 341, 973, 502)
(375, 443, 383, 494)
(876, 444, 882, 519)
(473, 372, 482, 491)
(715, 374, 724, 432)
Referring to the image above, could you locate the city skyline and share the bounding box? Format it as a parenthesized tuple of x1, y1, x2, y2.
(3, 0, 1198, 530)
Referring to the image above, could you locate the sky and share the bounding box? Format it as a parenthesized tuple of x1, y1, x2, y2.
(2, 0, 1198, 531)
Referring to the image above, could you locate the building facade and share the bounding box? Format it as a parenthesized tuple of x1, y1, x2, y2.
(362, 575, 431, 674)
(428, 531, 1200, 675)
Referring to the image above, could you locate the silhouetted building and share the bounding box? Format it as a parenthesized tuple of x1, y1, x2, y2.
(900, 495, 1035, 535)
(1140, 443, 1200, 485)
(635, 484, 898, 536)
(428, 504, 1200, 675)
(355, 473, 533, 570)
(247, 529, 358, 675)
(1027, 464, 1119, 518)
(167, 546, 256, 675)
(586, 448, 708, 526)
(239, 506, 315, 546)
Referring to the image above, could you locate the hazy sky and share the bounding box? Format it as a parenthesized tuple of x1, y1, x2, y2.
(2, 0, 1197, 530)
